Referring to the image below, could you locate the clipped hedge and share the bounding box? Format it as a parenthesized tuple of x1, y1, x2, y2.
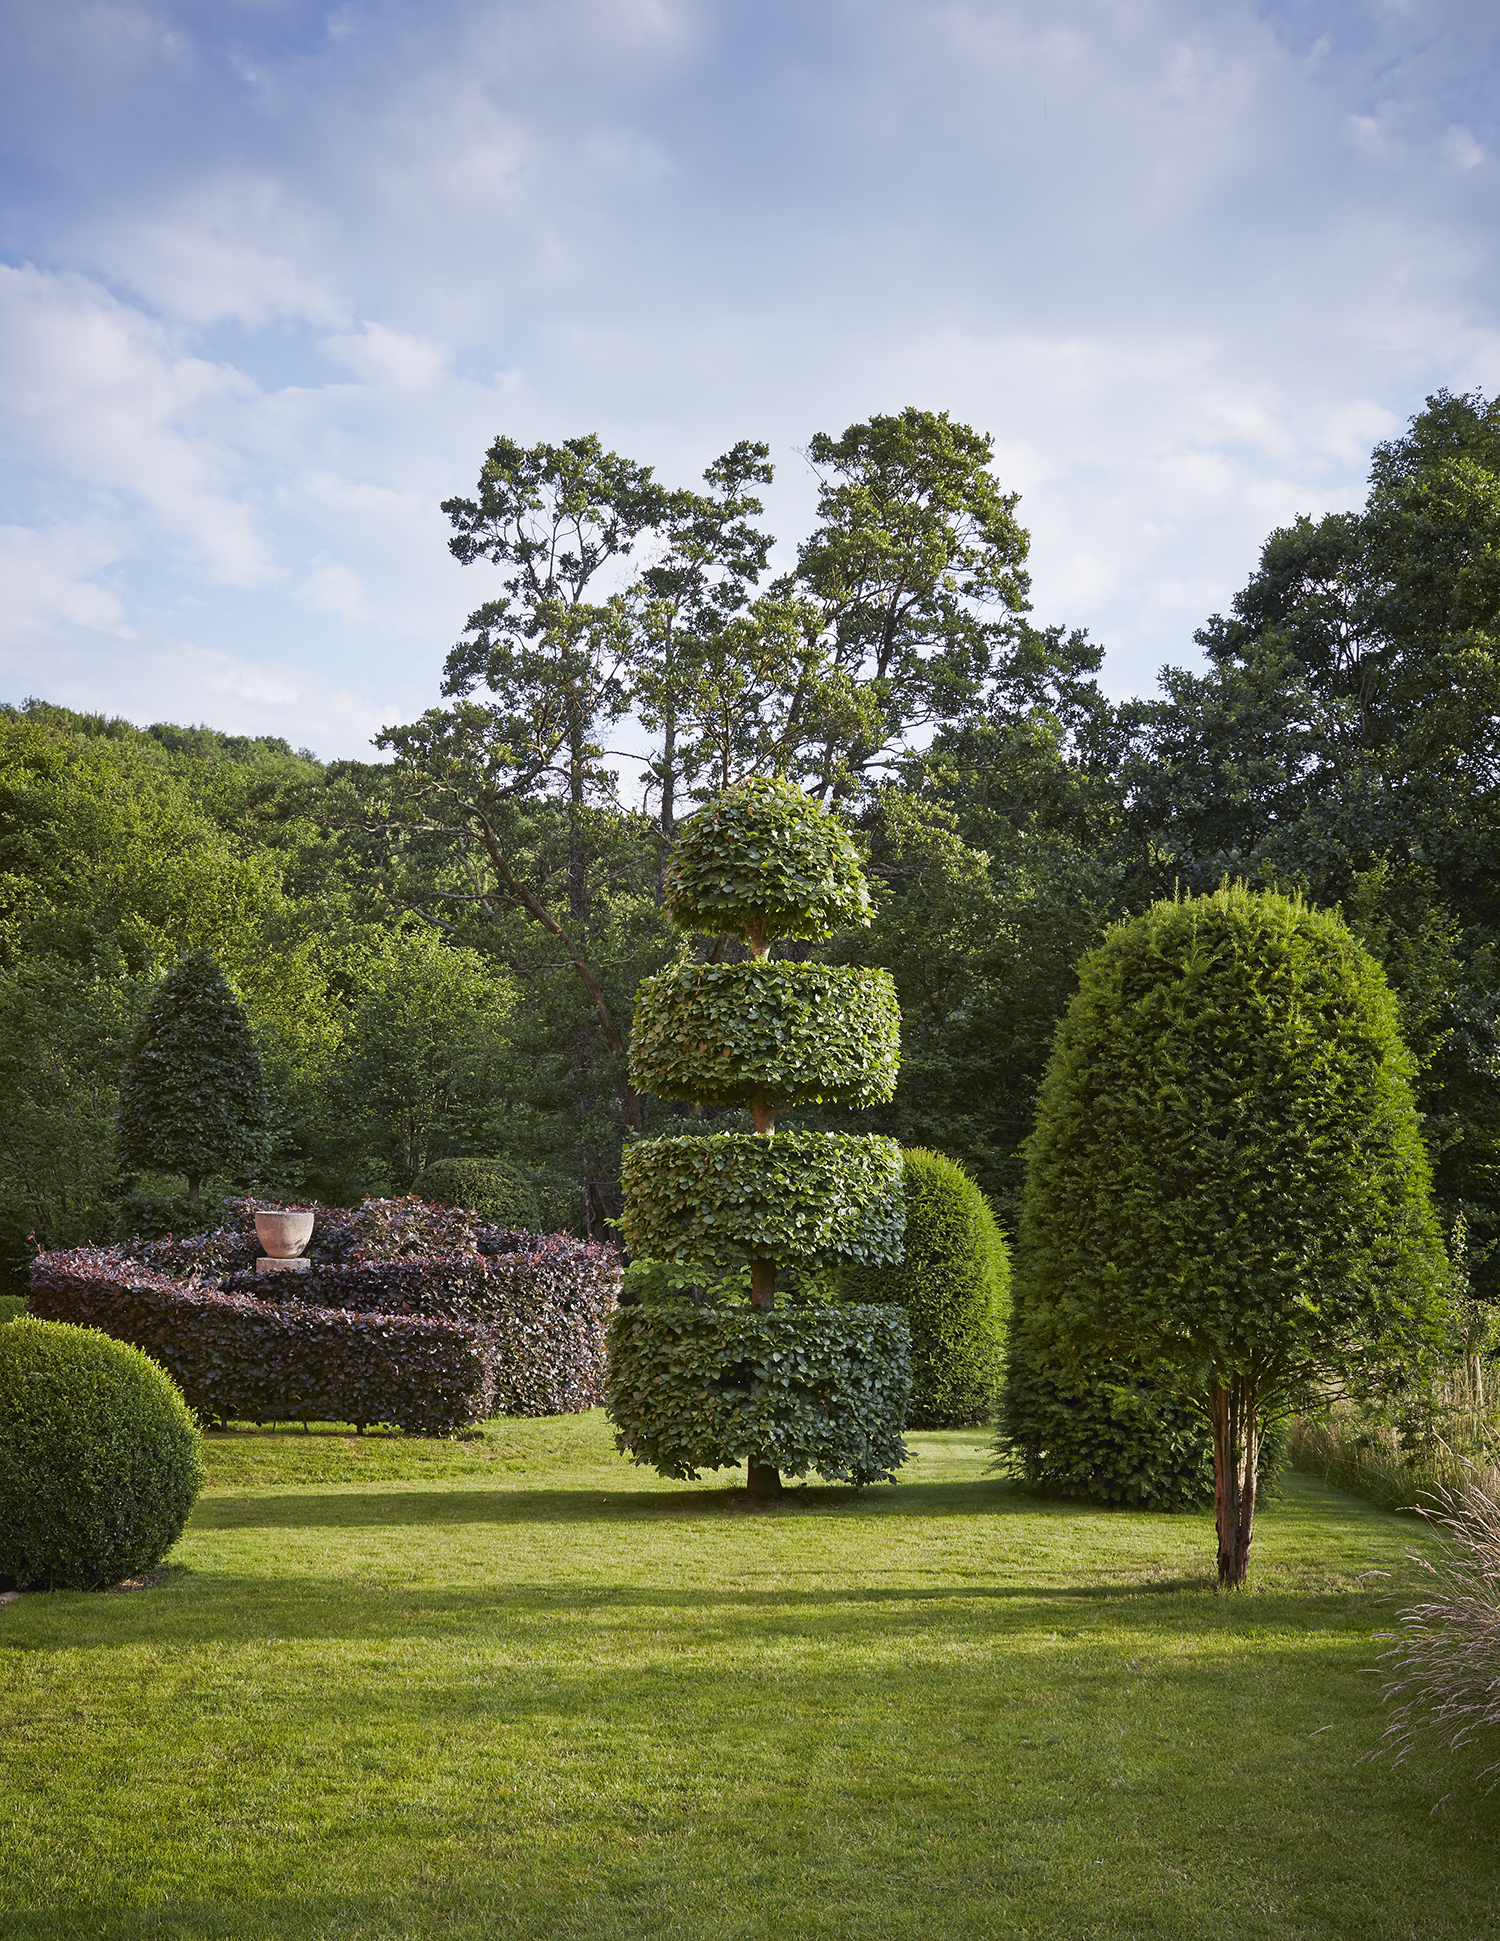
(0, 1317, 203, 1590)
(629, 961, 900, 1109)
(607, 1304, 912, 1485)
(29, 1254, 500, 1436)
(664, 777, 873, 942)
(840, 1147, 1010, 1428)
(995, 1335, 1215, 1509)
(414, 1159, 540, 1231)
(30, 1229, 621, 1432)
(621, 1132, 905, 1268)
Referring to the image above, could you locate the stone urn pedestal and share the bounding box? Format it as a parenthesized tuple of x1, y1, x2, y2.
(254, 1207, 315, 1273)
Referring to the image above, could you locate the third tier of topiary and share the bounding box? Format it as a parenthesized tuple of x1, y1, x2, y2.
(607, 779, 912, 1499)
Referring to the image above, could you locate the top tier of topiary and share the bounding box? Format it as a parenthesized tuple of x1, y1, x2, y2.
(662, 777, 874, 949)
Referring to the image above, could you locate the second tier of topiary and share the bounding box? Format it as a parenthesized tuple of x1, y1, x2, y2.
(607, 779, 913, 1498)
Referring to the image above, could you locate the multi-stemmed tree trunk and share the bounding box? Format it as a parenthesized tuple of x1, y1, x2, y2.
(1207, 1374, 1260, 1591)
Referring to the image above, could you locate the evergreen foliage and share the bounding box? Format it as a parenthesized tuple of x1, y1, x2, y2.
(117, 951, 271, 1199)
(0, 1318, 202, 1590)
(1004, 884, 1449, 1584)
(840, 1147, 1010, 1428)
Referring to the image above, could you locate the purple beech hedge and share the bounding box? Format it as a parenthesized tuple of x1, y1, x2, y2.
(29, 1223, 621, 1434)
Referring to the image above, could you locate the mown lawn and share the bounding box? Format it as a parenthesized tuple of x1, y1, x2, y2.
(2, 1414, 1496, 1940)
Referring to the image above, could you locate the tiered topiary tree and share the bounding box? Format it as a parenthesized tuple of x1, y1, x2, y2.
(608, 779, 912, 1499)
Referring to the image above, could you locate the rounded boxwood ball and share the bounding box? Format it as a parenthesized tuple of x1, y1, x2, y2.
(0, 1319, 203, 1591)
(417, 1156, 540, 1230)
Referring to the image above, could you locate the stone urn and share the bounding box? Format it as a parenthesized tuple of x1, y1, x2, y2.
(254, 1207, 315, 1270)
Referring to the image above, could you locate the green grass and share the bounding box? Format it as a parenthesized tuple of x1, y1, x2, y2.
(3, 1414, 1498, 1940)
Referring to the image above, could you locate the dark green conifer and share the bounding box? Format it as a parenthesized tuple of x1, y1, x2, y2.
(117, 951, 271, 1202)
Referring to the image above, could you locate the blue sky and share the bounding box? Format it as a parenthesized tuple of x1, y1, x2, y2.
(1, 0, 1497, 761)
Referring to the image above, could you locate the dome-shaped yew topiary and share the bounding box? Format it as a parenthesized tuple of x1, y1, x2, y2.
(1005, 884, 1449, 1586)
(612, 779, 910, 1496)
(416, 1157, 540, 1231)
(0, 1318, 203, 1590)
(840, 1147, 1010, 1428)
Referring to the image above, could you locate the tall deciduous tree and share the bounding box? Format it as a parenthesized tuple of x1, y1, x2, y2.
(789, 408, 1033, 798)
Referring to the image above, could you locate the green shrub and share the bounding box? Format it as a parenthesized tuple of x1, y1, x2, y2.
(0, 1294, 25, 1324)
(997, 1344, 1216, 1509)
(607, 1304, 911, 1485)
(1000, 884, 1448, 1582)
(413, 1159, 541, 1231)
(630, 961, 900, 1109)
(0, 1318, 202, 1590)
(840, 1147, 1009, 1428)
(622, 1132, 905, 1268)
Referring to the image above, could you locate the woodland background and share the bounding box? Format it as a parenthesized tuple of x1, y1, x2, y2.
(3, 392, 1497, 1302)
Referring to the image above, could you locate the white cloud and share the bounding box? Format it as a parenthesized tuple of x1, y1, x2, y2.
(0, 525, 133, 639)
(0, 0, 1498, 734)
(0, 264, 271, 584)
(1445, 126, 1485, 171)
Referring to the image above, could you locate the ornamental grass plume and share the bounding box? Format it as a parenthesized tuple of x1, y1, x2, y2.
(1376, 1483, 1500, 1787)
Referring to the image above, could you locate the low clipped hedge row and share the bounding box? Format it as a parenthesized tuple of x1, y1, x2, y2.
(621, 1132, 905, 1267)
(607, 1304, 912, 1486)
(629, 961, 900, 1109)
(29, 1228, 621, 1434)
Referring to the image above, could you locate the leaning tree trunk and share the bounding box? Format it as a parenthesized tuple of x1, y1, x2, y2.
(747, 1257, 782, 1501)
(1207, 1374, 1260, 1590)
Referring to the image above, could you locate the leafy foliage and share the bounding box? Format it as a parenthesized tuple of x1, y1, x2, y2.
(1007, 885, 1449, 1577)
(629, 960, 899, 1109)
(416, 1157, 540, 1230)
(840, 1147, 1009, 1428)
(0, 1317, 202, 1591)
(622, 1132, 905, 1269)
(997, 1348, 1215, 1509)
(30, 1220, 621, 1432)
(116, 950, 271, 1194)
(605, 1304, 911, 1485)
(664, 778, 873, 943)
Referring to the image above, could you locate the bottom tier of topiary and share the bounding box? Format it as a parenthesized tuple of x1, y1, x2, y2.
(608, 779, 913, 1497)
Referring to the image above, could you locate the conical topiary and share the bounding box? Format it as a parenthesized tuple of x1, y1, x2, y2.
(117, 951, 271, 1202)
(607, 778, 912, 1498)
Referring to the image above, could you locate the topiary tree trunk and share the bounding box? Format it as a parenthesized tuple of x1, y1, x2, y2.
(609, 778, 912, 1499)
